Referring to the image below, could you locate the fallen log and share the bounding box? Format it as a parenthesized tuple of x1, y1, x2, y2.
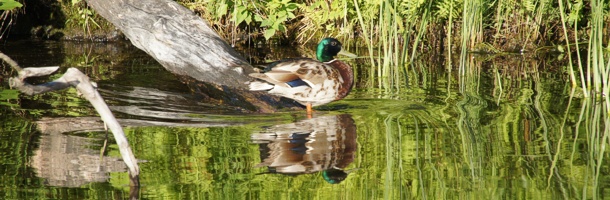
(84, 0, 302, 112)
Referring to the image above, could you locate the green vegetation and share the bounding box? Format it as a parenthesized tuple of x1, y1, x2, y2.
(67, 0, 101, 37)
(1, 0, 609, 198)
(1, 36, 609, 198)
(0, 0, 22, 39)
(62, 0, 113, 40)
(0, 0, 22, 10)
(180, 0, 608, 98)
(0, 0, 113, 40)
(3, 0, 607, 96)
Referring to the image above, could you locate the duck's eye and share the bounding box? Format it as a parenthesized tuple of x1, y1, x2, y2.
(331, 41, 337, 46)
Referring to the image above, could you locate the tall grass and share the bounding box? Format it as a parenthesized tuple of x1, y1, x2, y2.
(556, 0, 610, 110)
(586, 0, 610, 108)
(173, 0, 609, 99)
(352, 0, 412, 89)
(556, 0, 582, 93)
(566, 92, 610, 199)
(458, 0, 484, 80)
(573, 1, 610, 198)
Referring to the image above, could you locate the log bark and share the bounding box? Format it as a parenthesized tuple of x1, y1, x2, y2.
(85, 0, 254, 89)
(84, 0, 302, 112)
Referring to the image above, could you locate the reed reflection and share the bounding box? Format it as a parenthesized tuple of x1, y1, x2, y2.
(251, 114, 357, 184)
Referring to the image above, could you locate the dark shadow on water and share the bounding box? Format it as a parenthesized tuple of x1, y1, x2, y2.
(251, 114, 357, 184)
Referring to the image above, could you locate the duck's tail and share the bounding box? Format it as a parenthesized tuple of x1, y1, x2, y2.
(247, 81, 274, 91)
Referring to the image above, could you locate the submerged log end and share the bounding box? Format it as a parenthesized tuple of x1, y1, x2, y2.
(129, 173, 140, 187)
(179, 76, 303, 113)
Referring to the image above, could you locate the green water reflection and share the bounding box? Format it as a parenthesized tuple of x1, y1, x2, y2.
(0, 40, 609, 199)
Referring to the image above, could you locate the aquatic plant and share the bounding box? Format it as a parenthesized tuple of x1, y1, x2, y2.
(0, 0, 21, 11)
(66, 0, 102, 38)
(0, 0, 22, 39)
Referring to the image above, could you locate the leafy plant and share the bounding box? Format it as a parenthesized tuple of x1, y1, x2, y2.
(0, 0, 22, 40)
(298, 0, 353, 43)
(0, 0, 22, 11)
(0, 89, 20, 107)
(253, 0, 300, 40)
(67, 0, 101, 38)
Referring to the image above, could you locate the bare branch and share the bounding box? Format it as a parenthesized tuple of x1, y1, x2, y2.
(18, 66, 60, 79)
(0, 50, 22, 71)
(1, 51, 140, 186)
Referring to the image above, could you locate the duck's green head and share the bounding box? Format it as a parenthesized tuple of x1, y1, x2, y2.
(322, 168, 348, 184)
(316, 38, 342, 62)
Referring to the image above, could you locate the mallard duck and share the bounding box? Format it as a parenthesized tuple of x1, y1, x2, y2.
(248, 38, 354, 115)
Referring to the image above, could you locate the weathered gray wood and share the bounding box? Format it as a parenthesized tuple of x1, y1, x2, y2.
(83, 0, 303, 112)
(85, 0, 254, 89)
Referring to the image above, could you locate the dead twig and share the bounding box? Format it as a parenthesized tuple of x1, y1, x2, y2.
(1, 51, 140, 186)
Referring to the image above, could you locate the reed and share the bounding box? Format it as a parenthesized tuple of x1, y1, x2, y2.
(556, 0, 582, 93)
(582, 2, 610, 195)
(568, 94, 610, 199)
(169, 0, 610, 99)
(352, 0, 376, 87)
(458, 0, 484, 77)
(586, 0, 610, 108)
(555, 0, 610, 110)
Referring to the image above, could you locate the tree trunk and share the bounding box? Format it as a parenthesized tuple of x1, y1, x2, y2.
(85, 0, 253, 89)
(85, 0, 301, 112)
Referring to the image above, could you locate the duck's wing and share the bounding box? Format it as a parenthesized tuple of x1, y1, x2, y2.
(261, 58, 305, 72)
(250, 70, 301, 87)
(250, 58, 338, 88)
(295, 63, 341, 87)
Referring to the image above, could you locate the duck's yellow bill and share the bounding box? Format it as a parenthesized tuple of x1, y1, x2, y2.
(338, 50, 358, 58)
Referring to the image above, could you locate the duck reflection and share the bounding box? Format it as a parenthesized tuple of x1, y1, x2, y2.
(251, 114, 357, 184)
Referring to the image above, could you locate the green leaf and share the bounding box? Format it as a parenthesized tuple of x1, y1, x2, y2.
(245, 14, 252, 24)
(216, 3, 228, 19)
(0, 89, 19, 101)
(263, 29, 275, 40)
(557, 45, 564, 53)
(0, 0, 23, 11)
(287, 12, 295, 19)
(277, 11, 287, 20)
(271, 18, 282, 29)
(277, 24, 286, 32)
(260, 19, 272, 27)
(286, 3, 298, 11)
(83, 9, 92, 15)
(234, 6, 249, 24)
(254, 15, 263, 22)
(235, 13, 247, 25)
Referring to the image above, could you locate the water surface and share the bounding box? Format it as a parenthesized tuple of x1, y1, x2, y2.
(0, 40, 607, 199)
